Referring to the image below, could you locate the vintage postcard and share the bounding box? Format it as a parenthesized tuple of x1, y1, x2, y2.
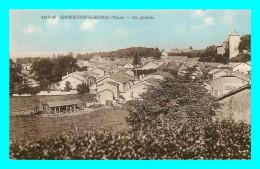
(9, 10, 251, 160)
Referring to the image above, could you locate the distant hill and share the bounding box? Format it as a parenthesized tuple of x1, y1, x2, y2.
(76, 47, 161, 60)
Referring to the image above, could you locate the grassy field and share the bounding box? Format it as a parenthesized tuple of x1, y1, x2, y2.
(10, 107, 129, 142)
(9, 94, 96, 113)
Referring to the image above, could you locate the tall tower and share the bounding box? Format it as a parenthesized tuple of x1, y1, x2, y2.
(229, 30, 241, 59)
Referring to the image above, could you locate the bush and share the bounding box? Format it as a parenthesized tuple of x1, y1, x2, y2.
(77, 83, 90, 94)
(126, 77, 221, 129)
(10, 120, 250, 160)
(15, 84, 40, 95)
(230, 53, 251, 62)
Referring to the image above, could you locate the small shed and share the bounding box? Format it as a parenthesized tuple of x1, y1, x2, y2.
(42, 99, 84, 115)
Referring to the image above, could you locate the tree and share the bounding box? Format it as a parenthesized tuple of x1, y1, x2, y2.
(31, 58, 53, 81)
(39, 78, 50, 91)
(189, 46, 193, 50)
(238, 34, 251, 52)
(77, 83, 90, 94)
(152, 48, 162, 60)
(230, 53, 251, 62)
(51, 64, 63, 82)
(64, 81, 71, 91)
(126, 77, 221, 128)
(132, 52, 141, 66)
(10, 59, 23, 95)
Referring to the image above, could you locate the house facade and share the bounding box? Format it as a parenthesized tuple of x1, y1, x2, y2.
(55, 71, 96, 91)
(96, 72, 135, 93)
(210, 75, 250, 97)
(96, 81, 119, 105)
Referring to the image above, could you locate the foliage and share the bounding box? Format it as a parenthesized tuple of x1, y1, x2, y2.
(10, 59, 23, 95)
(76, 47, 162, 60)
(126, 77, 221, 129)
(15, 84, 40, 95)
(132, 52, 141, 66)
(78, 66, 88, 71)
(30, 56, 79, 88)
(16, 57, 42, 64)
(31, 58, 53, 81)
(198, 45, 229, 64)
(168, 50, 203, 58)
(64, 81, 71, 92)
(230, 53, 251, 62)
(10, 120, 250, 160)
(77, 83, 90, 94)
(39, 79, 50, 91)
(238, 34, 251, 52)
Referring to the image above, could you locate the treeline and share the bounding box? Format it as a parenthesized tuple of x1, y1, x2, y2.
(76, 47, 162, 60)
(30, 55, 79, 88)
(168, 50, 204, 58)
(10, 55, 80, 95)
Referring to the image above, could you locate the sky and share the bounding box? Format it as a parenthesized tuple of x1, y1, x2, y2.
(9, 10, 251, 54)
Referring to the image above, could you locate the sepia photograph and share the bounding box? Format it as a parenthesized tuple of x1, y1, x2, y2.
(9, 10, 251, 160)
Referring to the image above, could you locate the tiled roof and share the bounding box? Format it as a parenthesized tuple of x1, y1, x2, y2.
(222, 62, 243, 68)
(107, 81, 120, 86)
(231, 71, 251, 83)
(208, 68, 222, 75)
(75, 71, 95, 77)
(109, 72, 135, 83)
(178, 63, 190, 71)
(44, 99, 83, 108)
(151, 70, 172, 78)
(158, 62, 178, 70)
(144, 78, 161, 86)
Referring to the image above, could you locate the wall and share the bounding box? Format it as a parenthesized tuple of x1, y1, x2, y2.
(98, 90, 113, 105)
(218, 88, 251, 124)
(97, 77, 126, 93)
(229, 35, 241, 59)
(130, 83, 147, 98)
(97, 83, 119, 100)
(59, 76, 83, 90)
(217, 46, 225, 55)
(210, 76, 248, 97)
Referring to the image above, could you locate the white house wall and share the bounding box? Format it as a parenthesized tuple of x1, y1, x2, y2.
(58, 76, 83, 90)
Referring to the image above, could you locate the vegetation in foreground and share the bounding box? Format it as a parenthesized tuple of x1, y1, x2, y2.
(10, 120, 250, 160)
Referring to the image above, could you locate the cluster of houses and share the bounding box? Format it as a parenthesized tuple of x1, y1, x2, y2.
(40, 53, 251, 123)
(57, 55, 206, 105)
(14, 30, 251, 122)
(18, 50, 251, 106)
